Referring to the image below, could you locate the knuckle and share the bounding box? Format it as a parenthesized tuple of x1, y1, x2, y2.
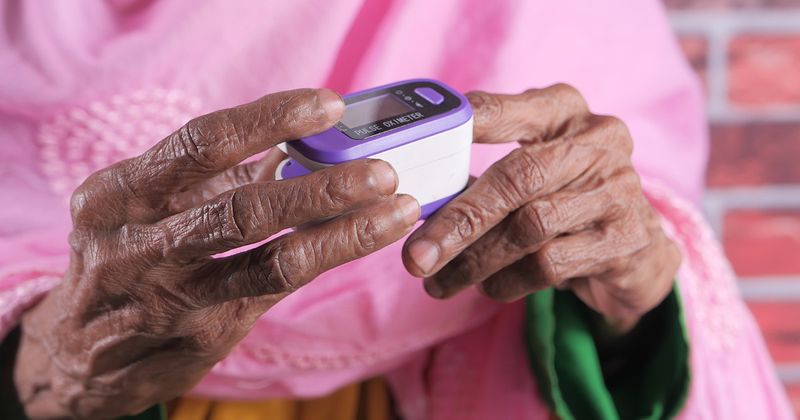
(321, 169, 359, 207)
(234, 185, 277, 239)
(68, 167, 128, 227)
(354, 217, 380, 251)
(173, 116, 218, 171)
(548, 83, 589, 113)
(612, 210, 651, 252)
(362, 159, 396, 194)
(440, 202, 487, 242)
(67, 229, 92, 254)
(593, 114, 634, 155)
(69, 184, 92, 222)
(516, 200, 556, 244)
(603, 170, 642, 205)
(616, 168, 643, 192)
(535, 246, 562, 287)
(263, 90, 327, 138)
(503, 147, 547, 197)
(165, 190, 258, 257)
(598, 172, 639, 219)
(211, 191, 249, 245)
(245, 243, 296, 295)
(467, 90, 504, 124)
(521, 87, 542, 98)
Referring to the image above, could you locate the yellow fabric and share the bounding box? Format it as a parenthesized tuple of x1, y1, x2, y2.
(170, 378, 392, 420)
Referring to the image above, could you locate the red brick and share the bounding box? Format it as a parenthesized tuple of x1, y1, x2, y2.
(728, 35, 800, 107)
(707, 122, 800, 187)
(724, 210, 800, 276)
(678, 36, 708, 90)
(747, 302, 800, 364)
(788, 383, 800, 419)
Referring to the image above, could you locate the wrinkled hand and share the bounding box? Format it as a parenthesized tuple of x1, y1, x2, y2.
(15, 89, 420, 418)
(402, 84, 680, 334)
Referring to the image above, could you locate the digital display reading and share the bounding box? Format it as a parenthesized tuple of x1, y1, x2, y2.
(339, 94, 413, 128)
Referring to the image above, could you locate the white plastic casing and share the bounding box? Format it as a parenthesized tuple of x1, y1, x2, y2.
(279, 117, 473, 208)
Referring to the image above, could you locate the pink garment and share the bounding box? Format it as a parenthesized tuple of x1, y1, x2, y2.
(0, 0, 792, 418)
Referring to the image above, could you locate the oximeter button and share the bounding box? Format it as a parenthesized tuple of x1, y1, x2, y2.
(415, 87, 445, 105)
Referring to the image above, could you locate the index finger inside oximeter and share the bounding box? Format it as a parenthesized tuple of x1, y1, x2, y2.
(277, 79, 473, 218)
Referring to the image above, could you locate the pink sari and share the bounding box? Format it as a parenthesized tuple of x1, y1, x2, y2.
(0, 0, 792, 418)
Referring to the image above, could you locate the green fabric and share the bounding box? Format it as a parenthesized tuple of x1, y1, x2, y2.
(0, 327, 26, 420)
(525, 284, 690, 420)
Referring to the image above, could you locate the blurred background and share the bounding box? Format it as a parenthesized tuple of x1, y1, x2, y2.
(664, 0, 800, 415)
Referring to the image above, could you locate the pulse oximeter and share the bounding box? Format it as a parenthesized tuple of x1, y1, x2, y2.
(277, 79, 473, 218)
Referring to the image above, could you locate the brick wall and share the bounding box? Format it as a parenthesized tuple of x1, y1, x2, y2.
(665, 0, 800, 415)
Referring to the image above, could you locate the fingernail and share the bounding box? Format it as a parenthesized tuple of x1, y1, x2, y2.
(395, 194, 421, 224)
(370, 160, 399, 195)
(317, 89, 345, 121)
(407, 238, 439, 275)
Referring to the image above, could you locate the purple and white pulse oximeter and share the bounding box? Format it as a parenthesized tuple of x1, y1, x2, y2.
(277, 79, 473, 218)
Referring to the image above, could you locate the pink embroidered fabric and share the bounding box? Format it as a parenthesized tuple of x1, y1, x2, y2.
(0, 0, 792, 418)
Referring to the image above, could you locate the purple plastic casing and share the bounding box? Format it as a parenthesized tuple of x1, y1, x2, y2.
(286, 78, 473, 164)
(280, 159, 312, 179)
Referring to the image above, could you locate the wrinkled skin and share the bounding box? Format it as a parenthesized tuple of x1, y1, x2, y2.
(403, 84, 681, 335)
(14, 89, 421, 418)
(14, 84, 680, 419)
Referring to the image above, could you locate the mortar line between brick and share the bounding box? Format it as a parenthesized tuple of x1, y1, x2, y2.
(777, 364, 800, 383)
(706, 18, 730, 119)
(704, 186, 800, 210)
(739, 279, 800, 301)
(702, 195, 726, 237)
(710, 111, 800, 124)
(670, 11, 800, 33)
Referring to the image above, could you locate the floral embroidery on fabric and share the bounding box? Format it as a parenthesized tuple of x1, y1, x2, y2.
(36, 89, 201, 195)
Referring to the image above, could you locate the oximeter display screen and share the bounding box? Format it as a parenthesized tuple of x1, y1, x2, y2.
(333, 81, 463, 140)
(339, 94, 413, 128)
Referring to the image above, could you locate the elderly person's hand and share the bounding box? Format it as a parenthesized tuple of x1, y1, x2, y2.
(14, 89, 420, 418)
(402, 84, 681, 334)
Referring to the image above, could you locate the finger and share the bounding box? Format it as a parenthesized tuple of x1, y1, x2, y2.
(479, 212, 651, 302)
(402, 138, 600, 278)
(168, 148, 287, 213)
(135, 88, 342, 193)
(423, 185, 619, 299)
(71, 89, 344, 227)
(467, 83, 590, 144)
(187, 194, 421, 307)
(143, 159, 400, 259)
